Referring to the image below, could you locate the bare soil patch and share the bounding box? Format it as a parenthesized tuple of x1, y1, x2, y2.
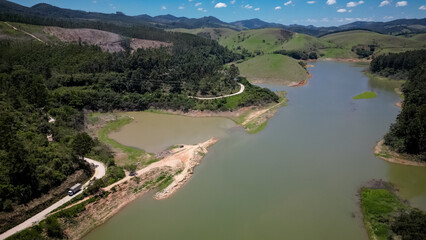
(43, 27, 172, 52)
(62, 138, 217, 239)
(374, 140, 426, 167)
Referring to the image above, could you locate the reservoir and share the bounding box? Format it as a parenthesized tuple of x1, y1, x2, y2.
(85, 61, 426, 240)
(108, 112, 235, 153)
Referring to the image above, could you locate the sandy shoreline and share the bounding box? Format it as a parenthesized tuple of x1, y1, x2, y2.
(374, 140, 426, 167)
(104, 138, 218, 199)
(62, 138, 218, 239)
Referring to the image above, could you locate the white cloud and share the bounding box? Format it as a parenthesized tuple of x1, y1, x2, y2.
(244, 4, 253, 9)
(284, 1, 292, 6)
(306, 18, 318, 22)
(321, 18, 329, 22)
(189, 0, 194, 2)
(379, 1, 390, 7)
(347, 1, 364, 7)
(396, 1, 407, 7)
(109, 3, 116, 10)
(420, 5, 426, 10)
(337, 8, 347, 12)
(215, 2, 227, 8)
(198, 7, 203, 11)
(178, 6, 185, 10)
(230, 0, 236, 4)
(254, 7, 260, 11)
(307, 1, 316, 4)
(326, 0, 336, 5)
(195, 2, 202, 7)
(161, 6, 167, 10)
(275, 6, 282, 10)
(92, 0, 97, 3)
(383, 16, 394, 19)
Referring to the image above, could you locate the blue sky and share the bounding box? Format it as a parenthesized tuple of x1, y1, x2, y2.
(10, 0, 426, 27)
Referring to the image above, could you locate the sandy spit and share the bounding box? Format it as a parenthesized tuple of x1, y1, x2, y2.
(374, 140, 426, 167)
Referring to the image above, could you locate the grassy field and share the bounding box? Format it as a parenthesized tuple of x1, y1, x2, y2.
(0, 22, 27, 38)
(353, 91, 377, 99)
(282, 33, 335, 52)
(360, 181, 426, 240)
(399, 33, 426, 42)
(0, 22, 60, 42)
(361, 187, 406, 240)
(219, 28, 294, 53)
(236, 54, 309, 85)
(320, 30, 425, 58)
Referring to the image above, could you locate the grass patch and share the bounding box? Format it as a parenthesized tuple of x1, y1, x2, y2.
(236, 54, 309, 84)
(245, 121, 268, 134)
(374, 152, 392, 159)
(361, 188, 405, 240)
(238, 92, 287, 134)
(360, 181, 426, 240)
(353, 91, 377, 99)
(157, 175, 174, 190)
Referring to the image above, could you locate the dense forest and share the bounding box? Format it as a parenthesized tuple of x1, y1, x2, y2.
(0, 21, 278, 215)
(370, 50, 426, 80)
(0, 68, 90, 211)
(370, 50, 426, 161)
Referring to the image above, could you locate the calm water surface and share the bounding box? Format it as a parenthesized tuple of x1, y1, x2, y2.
(85, 61, 426, 240)
(109, 112, 235, 153)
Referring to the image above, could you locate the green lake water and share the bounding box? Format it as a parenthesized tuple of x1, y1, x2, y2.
(85, 61, 426, 240)
(108, 112, 235, 153)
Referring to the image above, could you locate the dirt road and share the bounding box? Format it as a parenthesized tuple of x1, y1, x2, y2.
(190, 83, 245, 100)
(4, 22, 45, 43)
(0, 158, 105, 240)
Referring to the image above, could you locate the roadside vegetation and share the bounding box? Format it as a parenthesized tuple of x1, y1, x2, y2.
(360, 180, 426, 240)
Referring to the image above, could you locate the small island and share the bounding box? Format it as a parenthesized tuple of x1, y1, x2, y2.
(360, 180, 426, 240)
(353, 91, 377, 99)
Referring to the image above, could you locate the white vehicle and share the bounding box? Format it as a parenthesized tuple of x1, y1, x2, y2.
(68, 183, 82, 196)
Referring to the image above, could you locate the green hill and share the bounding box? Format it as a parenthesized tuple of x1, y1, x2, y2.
(320, 30, 425, 58)
(219, 28, 294, 53)
(401, 33, 426, 42)
(236, 54, 309, 85)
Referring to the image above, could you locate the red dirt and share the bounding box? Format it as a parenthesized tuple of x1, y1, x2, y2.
(290, 73, 312, 87)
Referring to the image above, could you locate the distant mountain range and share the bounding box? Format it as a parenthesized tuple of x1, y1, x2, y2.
(1, 0, 425, 36)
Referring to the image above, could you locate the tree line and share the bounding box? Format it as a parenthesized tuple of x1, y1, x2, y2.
(370, 50, 426, 161)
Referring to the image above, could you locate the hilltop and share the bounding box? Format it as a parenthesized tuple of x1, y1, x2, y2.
(1, 0, 426, 36)
(171, 27, 425, 85)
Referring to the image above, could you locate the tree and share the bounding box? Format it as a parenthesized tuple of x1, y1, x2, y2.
(72, 133, 94, 160)
(228, 64, 240, 80)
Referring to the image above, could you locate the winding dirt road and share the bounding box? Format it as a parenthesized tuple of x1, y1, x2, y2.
(190, 83, 245, 100)
(0, 158, 105, 240)
(3, 22, 45, 43)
